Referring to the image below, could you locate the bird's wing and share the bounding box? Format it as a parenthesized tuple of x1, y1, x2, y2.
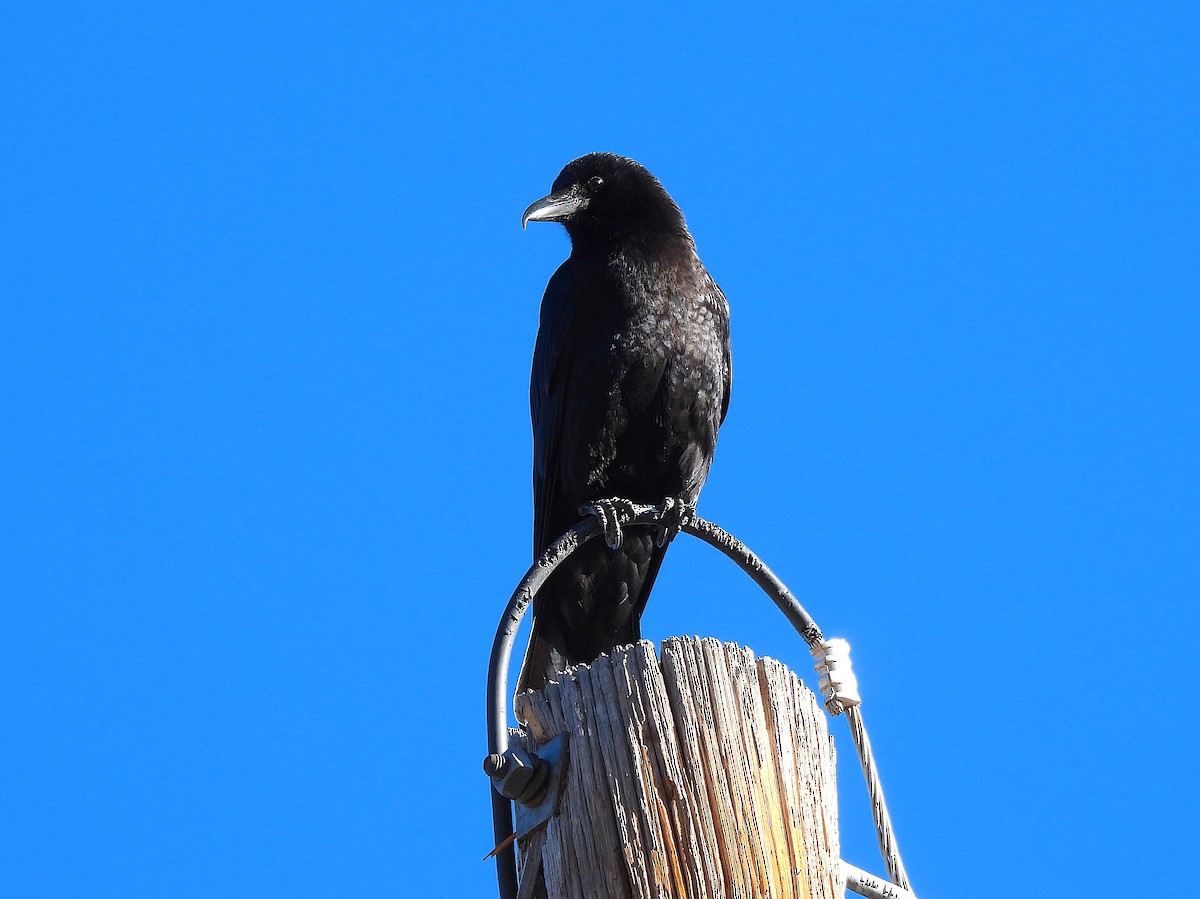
(531, 262, 574, 556)
(713, 278, 733, 425)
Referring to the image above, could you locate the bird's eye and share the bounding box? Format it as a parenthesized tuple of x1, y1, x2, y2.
(586, 175, 605, 192)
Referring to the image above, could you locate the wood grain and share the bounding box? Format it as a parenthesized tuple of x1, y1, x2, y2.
(513, 637, 841, 899)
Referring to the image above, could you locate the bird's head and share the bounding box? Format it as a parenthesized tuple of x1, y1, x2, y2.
(522, 153, 687, 246)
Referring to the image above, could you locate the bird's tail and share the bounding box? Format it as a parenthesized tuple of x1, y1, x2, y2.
(515, 624, 568, 696)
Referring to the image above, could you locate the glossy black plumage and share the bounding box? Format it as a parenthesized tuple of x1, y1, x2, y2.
(519, 153, 732, 691)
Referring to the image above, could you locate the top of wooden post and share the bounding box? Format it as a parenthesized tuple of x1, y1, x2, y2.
(511, 637, 842, 899)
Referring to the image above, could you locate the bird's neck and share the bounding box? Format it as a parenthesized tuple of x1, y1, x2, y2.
(571, 227, 694, 265)
(569, 234, 700, 322)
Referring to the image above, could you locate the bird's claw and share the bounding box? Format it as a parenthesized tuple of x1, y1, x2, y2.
(580, 498, 637, 550)
(655, 497, 694, 548)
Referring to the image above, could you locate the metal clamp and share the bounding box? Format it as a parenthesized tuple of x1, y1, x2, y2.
(484, 733, 569, 840)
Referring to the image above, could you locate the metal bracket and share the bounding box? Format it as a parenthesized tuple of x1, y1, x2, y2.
(512, 733, 568, 839)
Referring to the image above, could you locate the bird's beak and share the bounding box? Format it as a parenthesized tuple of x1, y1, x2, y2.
(522, 187, 588, 229)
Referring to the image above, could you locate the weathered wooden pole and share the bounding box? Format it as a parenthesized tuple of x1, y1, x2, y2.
(511, 637, 842, 899)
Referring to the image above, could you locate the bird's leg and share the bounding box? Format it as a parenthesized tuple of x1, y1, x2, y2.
(654, 497, 694, 548)
(579, 498, 638, 551)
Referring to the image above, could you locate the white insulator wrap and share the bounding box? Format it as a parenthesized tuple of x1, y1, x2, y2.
(811, 637, 861, 712)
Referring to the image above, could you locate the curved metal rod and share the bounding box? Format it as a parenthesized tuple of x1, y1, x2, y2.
(485, 515, 603, 899)
(486, 503, 826, 899)
(683, 515, 825, 650)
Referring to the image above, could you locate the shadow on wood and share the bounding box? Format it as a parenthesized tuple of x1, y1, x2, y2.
(512, 636, 842, 899)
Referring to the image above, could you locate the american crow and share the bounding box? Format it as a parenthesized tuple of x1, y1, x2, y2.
(517, 153, 732, 692)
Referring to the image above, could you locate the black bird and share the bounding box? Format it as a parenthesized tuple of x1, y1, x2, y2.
(517, 153, 732, 692)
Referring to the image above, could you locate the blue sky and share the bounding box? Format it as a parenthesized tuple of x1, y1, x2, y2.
(2, 3, 1197, 897)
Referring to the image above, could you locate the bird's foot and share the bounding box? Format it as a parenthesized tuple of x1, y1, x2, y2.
(579, 498, 638, 551)
(655, 497, 694, 548)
